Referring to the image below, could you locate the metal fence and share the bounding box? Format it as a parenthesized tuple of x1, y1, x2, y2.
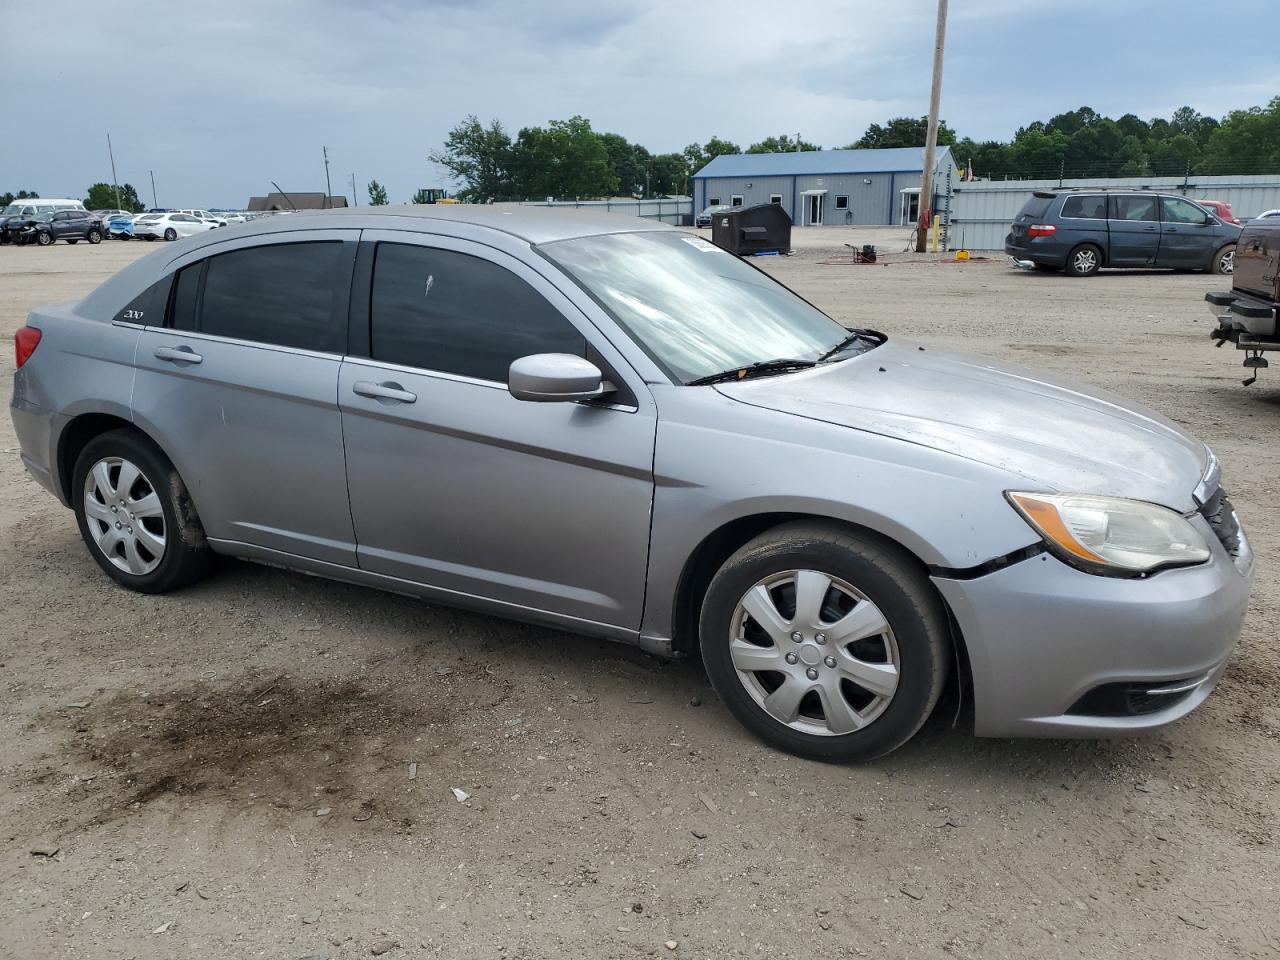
(946, 175, 1280, 250)
(501, 197, 693, 226)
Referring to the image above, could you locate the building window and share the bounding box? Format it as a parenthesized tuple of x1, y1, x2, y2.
(730, 195, 744, 207)
(769, 194, 782, 205)
(709, 197, 721, 206)
(835, 195, 849, 210)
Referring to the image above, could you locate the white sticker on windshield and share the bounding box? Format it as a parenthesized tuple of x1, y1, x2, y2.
(681, 236, 718, 252)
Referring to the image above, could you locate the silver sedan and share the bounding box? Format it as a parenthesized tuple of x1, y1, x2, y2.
(9, 207, 1254, 761)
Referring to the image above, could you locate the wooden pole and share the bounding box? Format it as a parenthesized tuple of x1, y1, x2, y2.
(915, 0, 948, 253)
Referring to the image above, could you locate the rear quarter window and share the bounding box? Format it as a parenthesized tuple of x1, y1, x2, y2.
(1015, 195, 1055, 220)
(113, 276, 173, 325)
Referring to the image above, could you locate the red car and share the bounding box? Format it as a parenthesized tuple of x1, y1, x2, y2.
(1199, 199, 1240, 224)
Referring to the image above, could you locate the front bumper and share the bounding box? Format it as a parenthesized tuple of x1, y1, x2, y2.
(933, 521, 1253, 738)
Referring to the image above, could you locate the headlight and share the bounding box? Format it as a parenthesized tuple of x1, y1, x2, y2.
(1007, 492, 1210, 576)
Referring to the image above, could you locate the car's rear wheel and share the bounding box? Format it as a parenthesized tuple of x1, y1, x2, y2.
(163, 227, 177, 241)
(73, 429, 215, 594)
(1065, 244, 1101, 277)
(1212, 244, 1235, 275)
(36, 231, 53, 246)
(87, 229, 102, 244)
(699, 522, 948, 762)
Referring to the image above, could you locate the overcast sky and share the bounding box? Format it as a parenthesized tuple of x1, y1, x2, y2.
(5, 0, 1276, 208)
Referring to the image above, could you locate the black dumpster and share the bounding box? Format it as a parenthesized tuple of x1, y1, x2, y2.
(709, 203, 792, 256)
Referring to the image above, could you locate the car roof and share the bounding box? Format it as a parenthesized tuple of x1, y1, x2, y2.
(204, 204, 678, 245)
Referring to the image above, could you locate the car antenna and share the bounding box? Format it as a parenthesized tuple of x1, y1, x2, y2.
(269, 181, 298, 212)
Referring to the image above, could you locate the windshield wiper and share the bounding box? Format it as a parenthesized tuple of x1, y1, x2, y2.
(817, 328, 881, 362)
(687, 357, 817, 386)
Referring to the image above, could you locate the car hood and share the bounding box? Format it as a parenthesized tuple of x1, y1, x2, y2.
(715, 341, 1209, 512)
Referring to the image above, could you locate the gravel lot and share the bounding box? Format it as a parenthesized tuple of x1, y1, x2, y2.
(1, 229, 1277, 959)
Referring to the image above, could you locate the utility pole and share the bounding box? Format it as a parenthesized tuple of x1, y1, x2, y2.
(323, 146, 333, 208)
(916, 0, 948, 253)
(149, 170, 158, 209)
(350, 173, 357, 206)
(107, 133, 121, 210)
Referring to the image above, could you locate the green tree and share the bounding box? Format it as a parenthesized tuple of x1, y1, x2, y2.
(746, 134, 820, 154)
(648, 152, 690, 196)
(367, 180, 389, 205)
(428, 115, 514, 201)
(1114, 135, 1151, 176)
(84, 182, 144, 212)
(1, 189, 39, 206)
(509, 116, 618, 199)
(600, 132, 651, 196)
(850, 117, 955, 149)
(682, 136, 741, 175)
(1201, 97, 1280, 174)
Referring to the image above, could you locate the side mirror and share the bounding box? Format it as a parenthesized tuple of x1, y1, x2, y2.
(508, 353, 614, 403)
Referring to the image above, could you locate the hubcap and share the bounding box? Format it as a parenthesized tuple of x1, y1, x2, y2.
(1074, 249, 1096, 272)
(729, 569, 900, 736)
(83, 457, 166, 575)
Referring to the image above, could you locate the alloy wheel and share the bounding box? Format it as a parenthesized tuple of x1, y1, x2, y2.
(729, 569, 900, 736)
(1221, 249, 1234, 274)
(1072, 248, 1097, 273)
(82, 456, 166, 575)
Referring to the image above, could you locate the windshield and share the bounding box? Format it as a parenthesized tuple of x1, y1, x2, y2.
(540, 231, 853, 383)
(2, 204, 23, 216)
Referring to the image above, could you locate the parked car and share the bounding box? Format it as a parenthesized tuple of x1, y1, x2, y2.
(1198, 200, 1239, 225)
(92, 208, 132, 223)
(1205, 215, 1280, 385)
(13, 209, 104, 246)
(211, 211, 247, 224)
(132, 211, 218, 241)
(1005, 190, 1241, 277)
(105, 214, 136, 239)
(0, 198, 85, 243)
(10, 208, 1253, 762)
(176, 208, 227, 227)
(696, 204, 732, 228)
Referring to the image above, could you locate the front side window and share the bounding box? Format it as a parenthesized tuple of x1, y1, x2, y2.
(1061, 195, 1106, 219)
(1161, 196, 1209, 224)
(541, 231, 852, 384)
(171, 241, 346, 353)
(1110, 195, 1158, 222)
(370, 243, 585, 382)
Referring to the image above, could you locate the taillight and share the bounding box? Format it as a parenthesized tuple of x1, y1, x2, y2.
(1027, 224, 1057, 238)
(14, 326, 41, 368)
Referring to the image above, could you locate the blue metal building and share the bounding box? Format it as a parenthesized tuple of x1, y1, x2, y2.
(691, 146, 956, 226)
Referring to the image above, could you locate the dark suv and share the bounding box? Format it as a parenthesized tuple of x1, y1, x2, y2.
(1005, 190, 1240, 277)
(14, 209, 104, 246)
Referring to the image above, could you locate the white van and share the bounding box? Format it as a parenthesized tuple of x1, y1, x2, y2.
(1, 198, 85, 219)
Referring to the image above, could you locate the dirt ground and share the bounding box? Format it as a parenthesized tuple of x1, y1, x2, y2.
(1, 229, 1277, 960)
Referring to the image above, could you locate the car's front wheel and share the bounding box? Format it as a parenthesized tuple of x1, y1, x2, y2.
(73, 429, 215, 594)
(1212, 244, 1235, 275)
(36, 231, 53, 246)
(87, 228, 102, 244)
(699, 522, 948, 762)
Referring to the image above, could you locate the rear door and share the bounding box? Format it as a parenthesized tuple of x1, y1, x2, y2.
(338, 232, 657, 629)
(1107, 194, 1161, 266)
(131, 231, 360, 564)
(1157, 195, 1215, 269)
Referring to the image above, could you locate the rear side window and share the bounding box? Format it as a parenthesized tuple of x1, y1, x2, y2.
(1110, 195, 1158, 221)
(171, 241, 347, 353)
(369, 242, 585, 382)
(1016, 194, 1054, 220)
(1061, 195, 1106, 219)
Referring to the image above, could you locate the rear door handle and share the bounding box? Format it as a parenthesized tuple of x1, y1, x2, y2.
(153, 345, 203, 364)
(353, 380, 417, 404)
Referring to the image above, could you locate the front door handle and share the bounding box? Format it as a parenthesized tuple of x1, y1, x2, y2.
(154, 345, 203, 364)
(353, 380, 417, 404)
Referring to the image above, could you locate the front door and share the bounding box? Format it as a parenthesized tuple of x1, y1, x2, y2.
(1157, 195, 1215, 269)
(338, 233, 657, 630)
(1107, 194, 1162, 266)
(131, 232, 359, 565)
(808, 193, 824, 226)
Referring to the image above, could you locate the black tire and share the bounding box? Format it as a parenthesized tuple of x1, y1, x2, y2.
(87, 229, 102, 244)
(163, 227, 177, 241)
(73, 429, 215, 594)
(699, 522, 948, 762)
(36, 231, 53, 246)
(1065, 244, 1101, 277)
(1212, 244, 1235, 276)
